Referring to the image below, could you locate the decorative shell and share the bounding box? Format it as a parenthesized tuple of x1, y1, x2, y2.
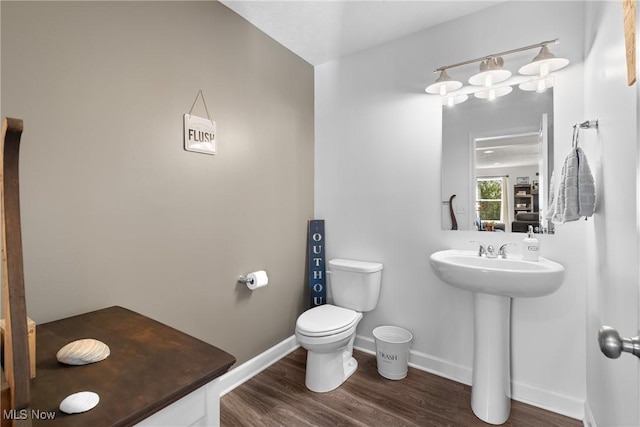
(56, 338, 110, 365)
(60, 391, 100, 414)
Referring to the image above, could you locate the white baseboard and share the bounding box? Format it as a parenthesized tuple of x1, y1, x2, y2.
(511, 380, 584, 421)
(215, 335, 300, 397)
(354, 334, 473, 385)
(354, 334, 584, 421)
(583, 401, 596, 427)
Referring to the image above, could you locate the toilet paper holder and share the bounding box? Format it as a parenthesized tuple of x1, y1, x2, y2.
(237, 270, 269, 290)
(237, 275, 255, 285)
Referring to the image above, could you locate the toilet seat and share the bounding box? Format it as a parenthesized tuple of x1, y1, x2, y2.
(296, 304, 359, 337)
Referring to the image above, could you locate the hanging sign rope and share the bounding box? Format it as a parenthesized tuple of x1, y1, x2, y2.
(184, 90, 216, 155)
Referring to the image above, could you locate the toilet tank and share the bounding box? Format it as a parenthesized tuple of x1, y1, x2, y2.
(328, 259, 383, 312)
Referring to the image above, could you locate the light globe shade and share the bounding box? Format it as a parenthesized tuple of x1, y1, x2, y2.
(443, 94, 469, 107)
(468, 69, 512, 87)
(468, 57, 511, 86)
(519, 77, 555, 93)
(426, 69, 463, 95)
(474, 86, 513, 100)
(519, 45, 569, 76)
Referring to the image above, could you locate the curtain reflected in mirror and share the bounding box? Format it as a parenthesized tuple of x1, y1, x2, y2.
(441, 87, 554, 233)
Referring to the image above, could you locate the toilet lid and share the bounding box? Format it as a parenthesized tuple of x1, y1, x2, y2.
(296, 304, 359, 337)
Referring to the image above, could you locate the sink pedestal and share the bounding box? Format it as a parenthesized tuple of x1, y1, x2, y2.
(429, 249, 565, 425)
(471, 293, 511, 425)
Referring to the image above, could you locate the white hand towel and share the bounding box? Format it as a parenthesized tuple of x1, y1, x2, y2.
(577, 147, 595, 218)
(550, 147, 595, 224)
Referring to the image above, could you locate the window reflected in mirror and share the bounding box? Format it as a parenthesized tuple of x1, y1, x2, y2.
(475, 177, 506, 231)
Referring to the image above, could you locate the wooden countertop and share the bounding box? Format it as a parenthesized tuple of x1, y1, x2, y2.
(28, 306, 235, 426)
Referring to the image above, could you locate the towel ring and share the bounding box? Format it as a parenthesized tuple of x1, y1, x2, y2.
(576, 119, 599, 130)
(572, 119, 598, 147)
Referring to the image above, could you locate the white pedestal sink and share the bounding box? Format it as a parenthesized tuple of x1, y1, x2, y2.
(429, 249, 565, 425)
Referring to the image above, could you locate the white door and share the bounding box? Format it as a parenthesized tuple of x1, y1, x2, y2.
(587, 2, 640, 426)
(593, 117, 640, 425)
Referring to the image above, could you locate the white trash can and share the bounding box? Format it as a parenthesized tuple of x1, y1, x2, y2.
(372, 325, 413, 380)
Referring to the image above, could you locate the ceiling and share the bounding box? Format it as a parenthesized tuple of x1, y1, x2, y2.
(475, 133, 540, 170)
(220, 0, 508, 66)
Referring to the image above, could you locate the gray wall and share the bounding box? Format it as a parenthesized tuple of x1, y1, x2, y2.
(1, 1, 314, 365)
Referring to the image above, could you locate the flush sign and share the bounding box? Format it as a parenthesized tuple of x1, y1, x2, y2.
(183, 113, 216, 155)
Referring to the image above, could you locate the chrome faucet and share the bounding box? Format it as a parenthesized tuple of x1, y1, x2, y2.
(470, 240, 486, 257)
(470, 240, 512, 258)
(498, 243, 517, 259)
(485, 245, 497, 258)
(470, 240, 490, 257)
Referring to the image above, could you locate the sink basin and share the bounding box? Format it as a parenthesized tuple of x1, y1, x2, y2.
(429, 249, 565, 424)
(430, 249, 564, 298)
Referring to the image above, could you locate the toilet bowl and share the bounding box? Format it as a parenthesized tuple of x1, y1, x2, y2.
(295, 304, 363, 392)
(295, 258, 383, 393)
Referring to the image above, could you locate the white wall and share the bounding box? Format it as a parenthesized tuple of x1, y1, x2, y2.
(583, 2, 639, 426)
(316, 1, 587, 418)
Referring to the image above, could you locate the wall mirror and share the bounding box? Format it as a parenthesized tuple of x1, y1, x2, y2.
(441, 86, 554, 233)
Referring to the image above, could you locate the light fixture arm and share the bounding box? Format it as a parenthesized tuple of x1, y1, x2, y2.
(434, 38, 559, 73)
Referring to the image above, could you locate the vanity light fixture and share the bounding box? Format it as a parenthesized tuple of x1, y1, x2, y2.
(518, 45, 570, 77)
(468, 57, 512, 87)
(518, 76, 555, 93)
(426, 39, 568, 104)
(443, 93, 469, 107)
(426, 69, 463, 95)
(474, 85, 513, 100)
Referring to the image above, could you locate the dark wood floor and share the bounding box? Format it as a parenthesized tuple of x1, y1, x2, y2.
(220, 348, 582, 427)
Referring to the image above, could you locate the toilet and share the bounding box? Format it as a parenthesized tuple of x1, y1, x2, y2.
(295, 258, 383, 392)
